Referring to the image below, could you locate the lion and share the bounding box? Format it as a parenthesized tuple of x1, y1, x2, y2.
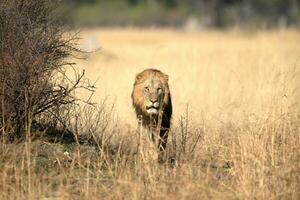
(131, 69, 172, 157)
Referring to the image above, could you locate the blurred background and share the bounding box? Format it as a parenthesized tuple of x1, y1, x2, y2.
(61, 0, 300, 128)
(61, 0, 300, 29)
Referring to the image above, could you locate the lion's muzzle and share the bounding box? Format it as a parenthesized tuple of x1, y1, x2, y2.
(146, 101, 160, 115)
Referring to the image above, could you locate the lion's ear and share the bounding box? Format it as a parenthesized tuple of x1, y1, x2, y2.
(135, 73, 143, 83)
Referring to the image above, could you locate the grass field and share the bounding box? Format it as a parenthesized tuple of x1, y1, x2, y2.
(1, 28, 300, 199)
(77, 28, 300, 126)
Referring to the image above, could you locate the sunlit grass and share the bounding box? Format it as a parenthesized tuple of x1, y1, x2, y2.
(0, 28, 299, 200)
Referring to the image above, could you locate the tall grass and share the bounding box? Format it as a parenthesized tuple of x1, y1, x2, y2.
(0, 29, 299, 200)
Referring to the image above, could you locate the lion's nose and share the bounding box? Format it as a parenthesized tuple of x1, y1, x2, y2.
(150, 99, 157, 103)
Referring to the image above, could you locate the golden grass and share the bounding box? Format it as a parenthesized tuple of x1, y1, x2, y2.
(77, 28, 300, 126)
(0, 28, 299, 200)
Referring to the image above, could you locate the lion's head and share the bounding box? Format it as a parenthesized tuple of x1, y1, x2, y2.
(131, 69, 171, 119)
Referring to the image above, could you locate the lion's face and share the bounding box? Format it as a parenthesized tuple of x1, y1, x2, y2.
(141, 77, 165, 115)
(132, 69, 170, 117)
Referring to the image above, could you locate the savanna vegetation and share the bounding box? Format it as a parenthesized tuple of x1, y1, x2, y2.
(0, 0, 299, 200)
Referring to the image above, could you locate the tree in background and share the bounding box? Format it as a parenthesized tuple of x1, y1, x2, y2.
(63, 0, 300, 28)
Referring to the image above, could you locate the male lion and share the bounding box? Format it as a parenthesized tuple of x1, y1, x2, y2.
(131, 69, 172, 155)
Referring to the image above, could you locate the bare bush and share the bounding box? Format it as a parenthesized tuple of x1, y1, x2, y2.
(167, 105, 204, 164)
(0, 0, 91, 140)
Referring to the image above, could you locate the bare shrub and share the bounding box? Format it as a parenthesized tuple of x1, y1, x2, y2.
(0, 0, 91, 140)
(167, 105, 204, 164)
(69, 100, 117, 148)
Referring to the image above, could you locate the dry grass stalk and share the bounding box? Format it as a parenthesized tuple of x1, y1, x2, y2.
(0, 27, 299, 199)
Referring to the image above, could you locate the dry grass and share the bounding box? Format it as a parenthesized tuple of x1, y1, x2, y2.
(1, 28, 300, 200)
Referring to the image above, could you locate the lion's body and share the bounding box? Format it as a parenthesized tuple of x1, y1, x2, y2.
(131, 69, 172, 154)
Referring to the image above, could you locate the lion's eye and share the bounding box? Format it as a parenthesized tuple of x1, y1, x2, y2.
(157, 88, 162, 93)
